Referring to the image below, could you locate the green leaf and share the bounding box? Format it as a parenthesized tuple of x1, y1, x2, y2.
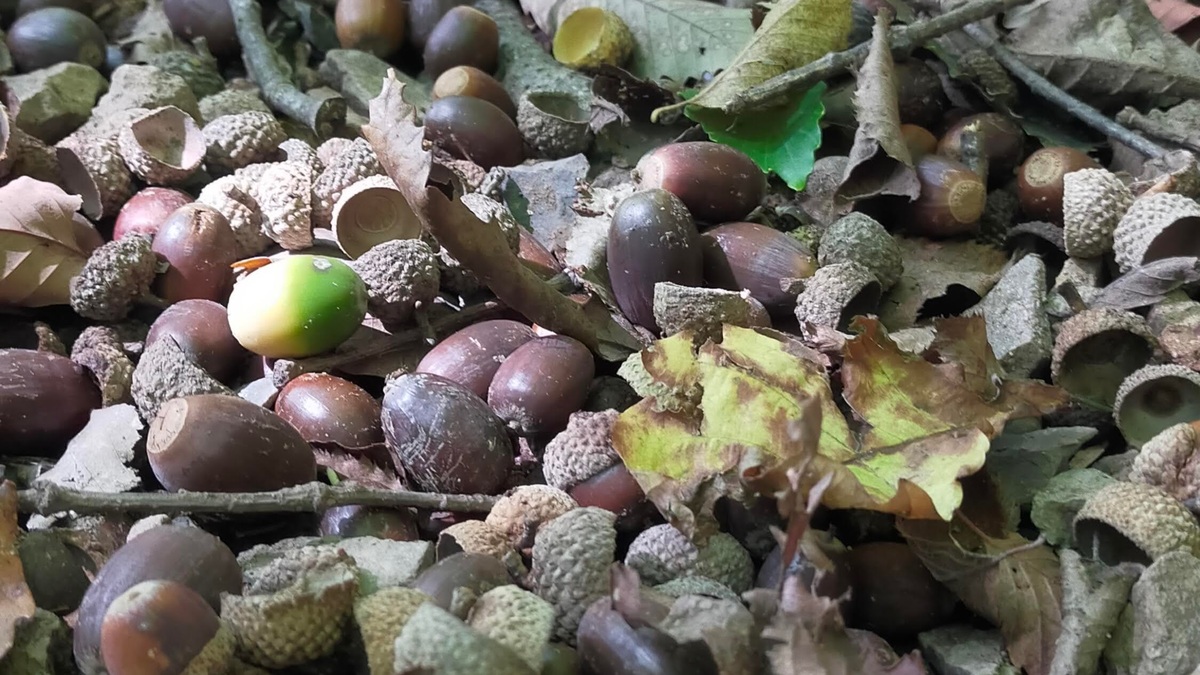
(687, 83, 827, 190)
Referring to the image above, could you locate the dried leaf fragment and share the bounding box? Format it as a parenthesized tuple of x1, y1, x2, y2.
(0, 481, 36, 661)
(0, 177, 90, 307)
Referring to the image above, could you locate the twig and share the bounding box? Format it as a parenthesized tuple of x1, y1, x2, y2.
(727, 0, 1031, 115)
(229, 0, 346, 136)
(17, 481, 499, 516)
(960, 24, 1166, 159)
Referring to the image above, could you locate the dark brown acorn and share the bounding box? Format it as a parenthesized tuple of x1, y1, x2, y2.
(411, 552, 511, 613)
(319, 505, 420, 541)
(635, 142, 767, 224)
(900, 123, 938, 161)
(700, 221, 816, 315)
(1017, 146, 1100, 223)
(577, 594, 719, 675)
(902, 154, 987, 238)
(845, 541, 958, 639)
(422, 6, 499, 79)
(100, 580, 223, 675)
(147, 394, 318, 492)
(162, 0, 239, 57)
(73, 525, 242, 675)
(408, 0, 468, 51)
(382, 372, 513, 494)
(433, 65, 517, 120)
(145, 299, 247, 384)
(112, 187, 195, 241)
(0, 349, 101, 457)
(569, 463, 651, 531)
(607, 189, 703, 332)
(415, 319, 537, 398)
(424, 95, 524, 170)
(487, 335, 595, 437)
(938, 112, 1025, 183)
(335, 0, 407, 59)
(5, 7, 105, 72)
(151, 203, 239, 303)
(274, 372, 384, 453)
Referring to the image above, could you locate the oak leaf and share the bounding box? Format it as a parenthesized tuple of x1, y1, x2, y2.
(0, 177, 90, 307)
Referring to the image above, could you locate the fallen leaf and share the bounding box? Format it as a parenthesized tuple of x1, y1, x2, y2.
(32, 405, 143, 493)
(898, 516, 1063, 675)
(0, 177, 90, 307)
(924, 316, 1005, 400)
(0, 481, 36, 660)
(879, 237, 1010, 330)
(313, 449, 407, 491)
(1089, 256, 1200, 310)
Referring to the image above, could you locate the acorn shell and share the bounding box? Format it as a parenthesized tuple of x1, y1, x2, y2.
(700, 221, 816, 315)
(5, 7, 105, 72)
(424, 95, 524, 170)
(0, 348, 100, 457)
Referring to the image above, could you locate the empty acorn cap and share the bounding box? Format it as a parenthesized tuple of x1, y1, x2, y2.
(794, 261, 881, 332)
(1051, 308, 1158, 410)
(56, 136, 134, 220)
(1112, 192, 1200, 273)
(1062, 168, 1133, 259)
(1129, 422, 1200, 500)
(353, 587, 431, 675)
(552, 7, 634, 69)
(117, 106, 206, 186)
(517, 92, 592, 160)
(1074, 480, 1200, 564)
(817, 212, 903, 290)
(1113, 364, 1200, 447)
(332, 175, 421, 258)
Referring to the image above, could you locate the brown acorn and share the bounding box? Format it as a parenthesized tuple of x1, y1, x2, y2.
(147, 394, 318, 492)
(0, 348, 101, 457)
(422, 6, 499, 79)
(635, 142, 767, 224)
(846, 542, 957, 639)
(900, 124, 938, 161)
(433, 65, 517, 120)
(607, 188, 704, 332)
(382, 372, 513, 494)
(100, 580, 229, 675)
(569, 463, 651, 530)
(112, 187, 195, 241)
(519, 229, 563, 280)
(937, 112, 1025, 182)
(151, 203, 239, 303)
(319, 505, 420, 541)
(1017, 146, 1101, 223)
(162, 0, 239, 57)
(415, 319, 537, 398)
(424, 95, 524, 169)
(145, 299, 247, 384)
(5, 7, 105, 72)
(700, 221, 817, 315)
(408, 0, 468, 51)
(902, 154, 986, 238)
(487, 335, 595, 437)
(274, 372, 384, 452)
(335, 0, 407, 59)
(411, 552, 512, 613)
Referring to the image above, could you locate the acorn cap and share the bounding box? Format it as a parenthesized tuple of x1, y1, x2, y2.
(277, 138, 323, 174)
(652, 282, 769, 339)
(517, 92, 592, 160)
(818, 213, 903, 290)
(1114, 364, 1200, 448)
(393, 602, 535, 675)
(1113, 192, 1200, 273)
(1130, 422, 1200, 501)
(460, 193, 521, 253)
(203, 112, 286, 172)
(624, 524, 698, 586)
(71, 335, 134, 407)
(256, 161, 315, 251)
(68, 235, 158, 322)
(349, 238, 440, 328)
(353, 587, 431, 675)
(531, 507, 617, 644)
(653, 576, 740, 602)
(197, 175, 270, 258)
(793, 261, 882, 331)
(56, 135, 134, 220)
(332, 175, 422, 259)
(312, 137, 384, 229)
(183, 623, 236, 675)
(1062, 168, 1133, 259)
(467, 585, 555, 670)
(485, 485, 578, 550)
(437, 520, 519, 563)
(542, 409, 621, 491)
(117, 106, 206, 186)
(693, 532, 754, 593)
(1073, 480, 1200, 564)
(316, 137, 354, 167)
(1051, 308, 1158, 409)
(130, 334, 234, 420)
(147, 49, 226, 100)
(199, 88, 271, 125)
(221, 546, 359, 669)
(551, 7, 634, 69)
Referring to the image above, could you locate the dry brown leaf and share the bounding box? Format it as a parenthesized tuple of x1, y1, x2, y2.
(879, 237, 1010, 330)
(0, 177, 90, 307)
(0, 481, 36, 660)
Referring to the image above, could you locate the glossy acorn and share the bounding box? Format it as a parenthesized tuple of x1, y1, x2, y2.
(0, 348, 101, 457)
(407, 0, 468, 51)
(635, 142, 767, 223)
(422, 6, 499, 79)
(152, 203, 240, 304)
(487, 335, 595, 436)
(1017, 146, 1101, 223)
(424, 95, 524, 170)
(335, 0, 407, 58)
(274, 372, 384, 452)
(145, 299, 247, 384)
(411, 552, 512, 612)
(902, 154, 987, 238)
(433, 66, 517, 120)
(415, 319, 537, 398)
(112, 187, 195, 241)
(700, 221, 816, 315)
(569, 463, 651, 531)
(5, 7, 105, 72)
(226, 255, 369, 359)
(100, 580, 226, 675)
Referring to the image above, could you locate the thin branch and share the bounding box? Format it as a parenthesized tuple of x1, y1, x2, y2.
(960, 24, 1166, 158)
(727, 0, 1032, 114)
(229, 0, 346, 136)
(17, 481, 499, 516)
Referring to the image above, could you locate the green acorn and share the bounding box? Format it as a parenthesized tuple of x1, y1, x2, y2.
(226, 255, 368, 358)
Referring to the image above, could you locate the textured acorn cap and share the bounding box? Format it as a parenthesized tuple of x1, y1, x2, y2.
(517, 92, 592, 160)
(624, 523, 698, 585)
(199, 88, 271, 125)
(652, 282, 770, 339)
(56, 136, 135, 220)
(467, 585, 555, 669)
(653, 576, 741, 602)
(172, 621, 235, 675)
(69, 235, 158, 322)
(131, 336, 234, 420)
(531, 506, 616, 643)
(542, 410, 621, 491)
(277, 138, 322, 175)
(794, 261, 881, 331)
(818, 213, 903, 290)
(485, 485, 577, 550)
(312, 138, 384, 229)
(255, 161, 314, 250)
(693, 532, 754, 593)
(1130, 422, 1200, 501)
(1073, 480, 1200, 564)
(147, 49, 226, 101)
(1113, 364, 1200, 448)
(353, 587, 431, 675)
(349, 238, 440, 328)
(72, 333, 134, 406)
(332, 175, 422, 259)
(1062, 168, 1133, 259)
(221, 546, 359, 669)
(117, 106, 206, 186)
(392, 602, 534, 675)
(1051, 308, 1158, 409)
(203, 112, 287, 172)
(197, 175, 271, 258)
(552, 7, 634, 69)
(316, 137, 355, 168)
(437, 520, 520, 564)
(1113, 192, 1200, 273)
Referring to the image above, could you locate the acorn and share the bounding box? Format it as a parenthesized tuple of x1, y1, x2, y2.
(700, 221, 817, 315)
(152, 203, 239, 304)
(569, 463, 651, 530)
(423, 6, 498, 79)
(424, 95, 524, 170)
(577, 594, 717, 675)
(552, 8, 634, 70)
(846, 541, 957, 639)
(319, 505, 420, 541)
(112, 187, 195, 241)
(335, 0, 407, 59)
(416, 319, 537, 398)
(162, 0, 239, 58)
(147, 393, 317, 492)
(145, 299, 247, 384)
(408, 0, 468, 51)
(411, 552, 512, 615)
(100, 580, 232, 675)
(225, 255, 369, 359)
(607, 188, 704, 332)
(274, 372, 384, 452)
(382, 372, 513, 494)
(487, 335, 595, 437)
(1016, 146, 1100, 222)
(519, 229, 563, 280)
(433, 66, 517, 120)
(73, 525, 243, 675)
(5, 7, 105, 72)
(900, 123, 938, 160)
(937, 112, 1024, 182)
(635, 142, 767, 224)
(902, 154, 986, 237)
(0, 349, 100, 457)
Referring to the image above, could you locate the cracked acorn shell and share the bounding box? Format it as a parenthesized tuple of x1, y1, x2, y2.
(1074, 480, 1200, 564)
(636, 142, 767, 224)
(100, 580, 233, 675)
(532, 507, 617, 644)
(56, 136, 134, 220)
(552, 7, 634, 69)
(1051, 308, 1158, 410)
(332, 175, 421, 258)
(202, 111, 286, 172)
(794, 261, 881, 331)
(1113, 364, 1200, 448)
(1130, 421, 1200, 500)
(818, 212, 903, 290)
(1113, 192, 1200, 273)
(700, 220, 816, 315)
(1062, 168, 1133, 258)
(117, 106, 206, 186)
(487, 335, 596, 437)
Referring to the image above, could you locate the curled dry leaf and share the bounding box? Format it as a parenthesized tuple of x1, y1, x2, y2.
(0, 177, 91, 307)
(1088, 256, 1200, 311)
(0, 480, 36, 661)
